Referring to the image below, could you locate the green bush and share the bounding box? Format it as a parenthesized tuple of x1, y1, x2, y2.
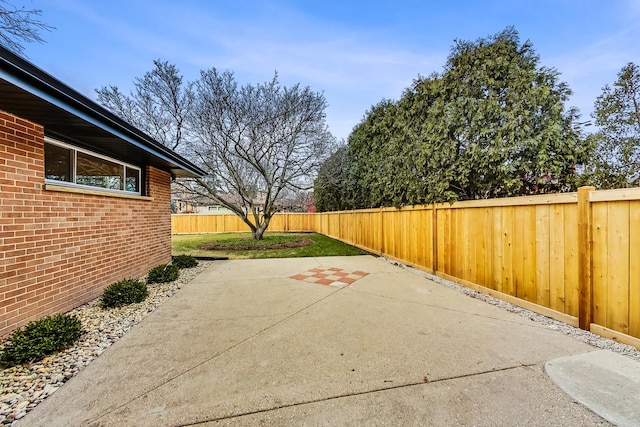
(100, 278, 148, 308)
(146, 264, 180, 284)
(172, 255, 199, 269)
(0, 314, 84, 367)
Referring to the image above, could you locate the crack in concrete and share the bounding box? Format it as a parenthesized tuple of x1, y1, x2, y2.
(147, 312, 297, 324)
(177, 363, 539, 426)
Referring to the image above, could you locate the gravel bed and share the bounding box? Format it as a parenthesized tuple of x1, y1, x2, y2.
(385, 258, 640, 363)
(0, 261, 213, 426)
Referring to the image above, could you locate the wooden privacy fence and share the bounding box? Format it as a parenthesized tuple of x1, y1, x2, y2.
(171, 186, 640, 348)
(171, 212, 317, 234)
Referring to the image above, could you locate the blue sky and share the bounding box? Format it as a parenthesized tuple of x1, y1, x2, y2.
(21, 0, 640, 141)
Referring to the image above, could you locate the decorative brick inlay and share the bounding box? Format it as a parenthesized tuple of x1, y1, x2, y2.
(291, 267, 369, 288)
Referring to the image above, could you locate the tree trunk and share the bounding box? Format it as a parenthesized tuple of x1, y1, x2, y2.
(252, 223, 267, 240)
(252, 227, 264, 240)
(251, 215, 271, 240)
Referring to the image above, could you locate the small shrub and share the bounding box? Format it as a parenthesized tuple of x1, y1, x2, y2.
(0, 314, 84, 367)
(101, 279, 148, 308)
(172, 255, 198, 269)
(147, 264, 180, 284)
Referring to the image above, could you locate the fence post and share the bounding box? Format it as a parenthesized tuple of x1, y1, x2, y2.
(379, 207, 384, 255)
(578, 186, 595, 330)
(352, 210, 356, 245)
(432, 204, 438, 274)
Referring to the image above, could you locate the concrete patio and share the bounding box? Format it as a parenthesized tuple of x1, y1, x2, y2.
(16, 256, 639, 426)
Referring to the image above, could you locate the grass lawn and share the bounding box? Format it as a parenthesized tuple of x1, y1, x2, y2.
(172, 232, 368, 259)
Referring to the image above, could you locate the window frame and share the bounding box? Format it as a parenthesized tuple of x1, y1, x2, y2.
(44, 137, 143, 196)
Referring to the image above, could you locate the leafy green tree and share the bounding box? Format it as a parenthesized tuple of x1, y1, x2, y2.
(425, 27, 587, 200)
(317, 27, 590, 210)
(317, 87, 442, 210)
(396, 74, 454, 204)
(346, 99, 399, 208)
(582, 62, 640, 188)
(314, 144, 350, 212)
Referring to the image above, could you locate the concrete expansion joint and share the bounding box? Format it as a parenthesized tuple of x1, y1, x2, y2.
(217, 312, 299, 321)
(174, 363, 539, 426)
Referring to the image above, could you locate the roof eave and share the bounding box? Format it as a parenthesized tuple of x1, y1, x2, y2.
(0, 45, 205, 178)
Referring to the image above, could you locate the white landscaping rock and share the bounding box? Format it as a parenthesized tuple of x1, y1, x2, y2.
(0, 261, 213, 425)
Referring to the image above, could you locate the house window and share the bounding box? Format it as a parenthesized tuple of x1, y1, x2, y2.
(126, 167, 140, 192)
(44, 143, 73, 182)
(44, 139, 141, 195)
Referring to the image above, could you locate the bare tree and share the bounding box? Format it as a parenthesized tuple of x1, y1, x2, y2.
(0, 0, 53, 55)
(96, 60, 192, 151)
(186, 69, 335, 239)
(97, 63, 335, 239)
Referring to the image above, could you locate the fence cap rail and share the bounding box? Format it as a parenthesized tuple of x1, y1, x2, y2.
(589, 187, 640, 202)
(434, 192, 577, 209)
(315, 193, 579, 211)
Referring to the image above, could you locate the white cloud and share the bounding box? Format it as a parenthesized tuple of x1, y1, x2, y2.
(146, 2, 445, 139)
(42, 0, 639, 139)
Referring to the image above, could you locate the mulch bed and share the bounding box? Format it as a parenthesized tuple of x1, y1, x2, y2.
(197, 238, 314, 251)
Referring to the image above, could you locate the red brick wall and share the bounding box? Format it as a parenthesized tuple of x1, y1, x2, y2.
(0, 109, 173, 337)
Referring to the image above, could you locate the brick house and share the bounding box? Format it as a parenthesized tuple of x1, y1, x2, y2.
(0, 47, 204, 337)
